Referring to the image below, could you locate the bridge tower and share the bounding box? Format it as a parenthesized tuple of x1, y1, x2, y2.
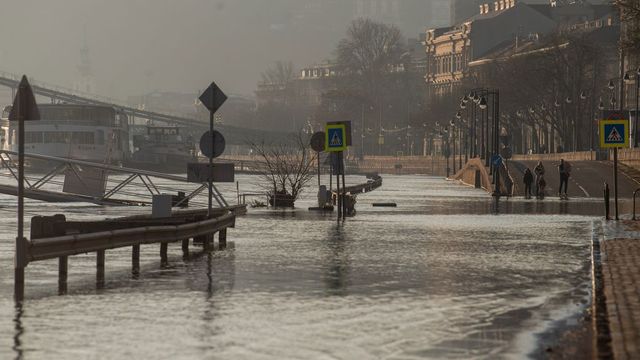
(74, 28, 96, 94)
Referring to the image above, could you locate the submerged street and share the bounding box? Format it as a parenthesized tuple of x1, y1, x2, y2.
(0, 175, 605, 358)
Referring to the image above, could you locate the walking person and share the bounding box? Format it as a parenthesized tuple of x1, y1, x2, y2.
(558, 159, 570, 199)
(523, 168, 533, 199)
(534, 161, 545, 197)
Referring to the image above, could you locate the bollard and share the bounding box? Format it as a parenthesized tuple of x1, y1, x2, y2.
(604, 182, 610, 221)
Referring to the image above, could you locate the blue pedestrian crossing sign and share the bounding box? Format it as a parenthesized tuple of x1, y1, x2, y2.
(325, 123, 347, 152)
(599, 118, 629, 148)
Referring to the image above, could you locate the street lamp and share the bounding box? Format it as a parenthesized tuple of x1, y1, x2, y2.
(450, 119, 457, 174)
(624, 67, 640, 147)
(479, 97, 487, 109)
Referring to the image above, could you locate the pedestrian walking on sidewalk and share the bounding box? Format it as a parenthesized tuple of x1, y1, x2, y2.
(558, 159, 570, 199)
(523, 168, 533, 199)
(534, 161, 545, 197)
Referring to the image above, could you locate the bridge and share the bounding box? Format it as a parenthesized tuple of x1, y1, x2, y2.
(0, 71, 287, 145)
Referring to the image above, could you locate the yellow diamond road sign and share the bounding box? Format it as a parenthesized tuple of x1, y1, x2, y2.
(599, 118, 629, 148)
(325, 123, 347, 152)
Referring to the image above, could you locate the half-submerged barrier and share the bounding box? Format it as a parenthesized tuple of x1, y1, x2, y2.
(17, 205, 245, 296)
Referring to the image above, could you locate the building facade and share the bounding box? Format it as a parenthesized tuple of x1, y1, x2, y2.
(426, 0, 557, 99)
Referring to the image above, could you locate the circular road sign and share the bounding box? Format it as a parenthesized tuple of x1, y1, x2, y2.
(310, 131, 325, 152)
(199, 130, 226, 158)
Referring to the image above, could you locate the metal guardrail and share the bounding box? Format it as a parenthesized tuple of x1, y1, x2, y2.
(28, 213, 235, 262)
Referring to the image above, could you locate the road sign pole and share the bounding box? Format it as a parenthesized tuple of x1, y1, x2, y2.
(208, 110, 213, 219)
(614, 147, 619, 220)
(198, 82, 228, 219)
(341, 153, 346, 220)
(15, 87, 25, 302)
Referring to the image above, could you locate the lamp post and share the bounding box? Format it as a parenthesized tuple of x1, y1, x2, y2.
(460, 97, 469, 162)
(608, 79, 616, 110)
(456, 110, 463, 168)
(450, 120, 457, 174)
(479, 95, 489, 166)
(565, 96, 576, 152)
(624, 68, 640, 147)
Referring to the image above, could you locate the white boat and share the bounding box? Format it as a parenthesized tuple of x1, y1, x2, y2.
(0, 104, 130, 165)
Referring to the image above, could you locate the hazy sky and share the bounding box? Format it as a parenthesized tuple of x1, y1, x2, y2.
(0, 0, 353, 100)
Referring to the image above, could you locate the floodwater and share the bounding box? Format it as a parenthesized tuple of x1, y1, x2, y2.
(0, 174, 604, 359)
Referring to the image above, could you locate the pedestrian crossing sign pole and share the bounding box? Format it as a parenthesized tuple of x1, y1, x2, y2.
(599, 111, 630, 221)
(599, 119, 629, 148)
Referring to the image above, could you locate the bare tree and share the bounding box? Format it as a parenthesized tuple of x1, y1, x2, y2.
(261, 60, 295, 86)
(336, 18, 405, 101)
(617, 0, 640, 53)
(248, 134, 316, 207)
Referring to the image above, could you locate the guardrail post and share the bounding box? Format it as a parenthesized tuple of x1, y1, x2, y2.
(219, 229, 227, 249)
(160, 242, 168, 266)
(132, 245, 140, 277)
(58, 256, 68, 295)
(203, 234, 213, 251)
(182, 239, 189, 257)
(96, 250, 105, 288)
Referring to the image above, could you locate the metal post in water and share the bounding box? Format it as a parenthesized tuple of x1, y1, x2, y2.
(604, 182, 610, 220)
(208, 110, 213, 219)
(336, 163, 341, 220)
(132, 245, 140, 277)
(15, 83, 25, 302)
(341, 155, 347, 220)
(160, 242, 168, 265)
(317, 151, 321, 188)
(58, 256, 68, 295)
(614, 147, 619, 220)
(219, 229, 227, 249)
(96, 250, 105, 289)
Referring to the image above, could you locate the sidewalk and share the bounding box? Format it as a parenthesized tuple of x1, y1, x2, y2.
(600, 220, 640, 359)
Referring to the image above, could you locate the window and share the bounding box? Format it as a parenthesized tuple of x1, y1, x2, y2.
(71, 132, 95, 144)
(44, 132, 70, 144)
(25, 132, 43, 144)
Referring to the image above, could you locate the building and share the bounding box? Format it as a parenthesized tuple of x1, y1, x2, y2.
(425, 0, 615, 100)
(450, 0, 485, 25)
(426, 0, 557, 98)
(465, 15, 619, 153)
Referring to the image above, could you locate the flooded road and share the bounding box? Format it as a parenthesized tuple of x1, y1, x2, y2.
(0, 175, 604, 359)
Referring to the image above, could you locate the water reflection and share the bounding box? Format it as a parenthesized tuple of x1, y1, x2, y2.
(12, 303, 24, 360)
(323, 225, 351, 296)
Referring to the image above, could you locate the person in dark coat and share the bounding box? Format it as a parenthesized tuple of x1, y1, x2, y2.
(558, 159, 571, 199)
(523, 168, 533, 199)
(534, 161, 545, 196)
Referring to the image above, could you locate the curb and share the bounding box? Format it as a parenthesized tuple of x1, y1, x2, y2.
(592, 220, 612, 359)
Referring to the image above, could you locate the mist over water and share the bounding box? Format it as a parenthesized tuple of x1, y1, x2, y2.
(0, 175, 598, 358)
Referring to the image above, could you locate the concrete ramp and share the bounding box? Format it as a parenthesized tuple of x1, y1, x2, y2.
(450, 158, 493, 191)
